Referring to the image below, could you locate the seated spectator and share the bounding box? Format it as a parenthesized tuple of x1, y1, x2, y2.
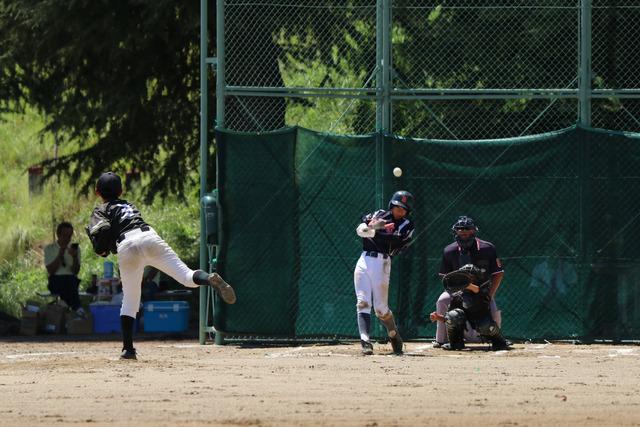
(44, 222, 86, 318)
(85, 274, 99, 295)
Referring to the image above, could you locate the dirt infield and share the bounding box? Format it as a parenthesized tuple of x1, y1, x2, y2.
(0, 339, 639, 426)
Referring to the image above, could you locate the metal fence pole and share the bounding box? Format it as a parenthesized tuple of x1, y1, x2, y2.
(375, 0, 392, 210)
(577, 0, 592, 326)
(198, 0, 209, 345)
(213, 0, 226, 346)
(216, 0, 226, 128)
(382, 0, 391, 134)
(579, 0, 592, 127)
(375, 0, 383, 210)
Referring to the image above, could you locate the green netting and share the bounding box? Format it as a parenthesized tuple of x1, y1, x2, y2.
(215, 126, 640, 341)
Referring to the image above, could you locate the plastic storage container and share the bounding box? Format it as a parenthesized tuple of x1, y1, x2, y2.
(143, 301, 190, 332)
(90, 303, 123, 333)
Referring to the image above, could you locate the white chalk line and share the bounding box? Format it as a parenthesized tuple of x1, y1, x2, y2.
(266, 348, 353, 358)
(156, 344, 201, 349)
(608, 348, 637, 357)
(265, 346, 308, 358)
(6, 351, 78, 359)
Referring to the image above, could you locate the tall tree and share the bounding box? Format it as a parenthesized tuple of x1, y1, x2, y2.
(0, 0, 207, 198)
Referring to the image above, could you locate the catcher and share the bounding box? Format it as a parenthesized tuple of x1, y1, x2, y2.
(429, 216, 509, 350)
(435, 264, 509, 350)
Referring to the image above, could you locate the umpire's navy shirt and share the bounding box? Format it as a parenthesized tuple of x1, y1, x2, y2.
(438, 238, 503, 283)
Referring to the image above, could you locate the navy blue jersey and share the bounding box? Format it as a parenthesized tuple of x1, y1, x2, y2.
(439, 238, 503, 283)
(105, 199, 148, 238)
(360, 209, 414, 256)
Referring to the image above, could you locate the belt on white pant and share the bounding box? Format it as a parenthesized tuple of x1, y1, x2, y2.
(364, 251, 389, 259)
(117, 226, 151, 243)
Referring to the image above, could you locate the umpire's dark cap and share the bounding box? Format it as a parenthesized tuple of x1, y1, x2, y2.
(96, 172, 122, 200)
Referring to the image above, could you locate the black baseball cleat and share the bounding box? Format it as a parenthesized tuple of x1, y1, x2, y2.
(389, 332, 403, 354)
(490, 340, 511, 351)
(432, 341, 444, 349)
(120, 348, 137, 360)
(442, 342, 465, 351)
(208, 273, 237, 304)
(361, 340, 374, 355)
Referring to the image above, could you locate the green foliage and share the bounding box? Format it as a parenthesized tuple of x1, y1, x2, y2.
(0, 0, 207, 200)
(142, 198, 200, 269)
(0, 249, 49, 318)
(0, 111, 201, 318)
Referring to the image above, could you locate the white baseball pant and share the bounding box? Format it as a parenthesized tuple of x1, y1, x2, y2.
(116, 227, 198, 317)
(354, 252, 392, 318)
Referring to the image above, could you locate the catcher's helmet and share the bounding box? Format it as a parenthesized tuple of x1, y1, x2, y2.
(96, 172, 122, 200)
(451, 216, 478, 235)
(389, 190, 414, 213)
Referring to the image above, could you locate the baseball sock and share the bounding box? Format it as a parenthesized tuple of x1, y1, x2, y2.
(120, 315, 135, 351)
(357, 312, 371, 342)
(192, 270, 210, 286)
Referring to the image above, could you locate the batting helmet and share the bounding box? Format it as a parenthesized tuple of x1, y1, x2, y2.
(388, 191, 414, 213)
(96, 172, 122, 200)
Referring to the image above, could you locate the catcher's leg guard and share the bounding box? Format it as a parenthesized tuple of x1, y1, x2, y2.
(477, 320, 509, 351)
(376, 311, 403, 354)
(444, 308, 466, 350)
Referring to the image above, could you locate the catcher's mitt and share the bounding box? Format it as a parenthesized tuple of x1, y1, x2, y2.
(442, 264, 483, 294)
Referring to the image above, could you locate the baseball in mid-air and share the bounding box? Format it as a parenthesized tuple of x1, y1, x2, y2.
(393, 167, 403, 178)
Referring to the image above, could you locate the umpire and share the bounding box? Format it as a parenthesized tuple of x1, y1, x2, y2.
(430, 216, 508, 350)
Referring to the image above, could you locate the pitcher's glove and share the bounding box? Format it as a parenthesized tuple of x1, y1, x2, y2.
(442, 264, 483, 294)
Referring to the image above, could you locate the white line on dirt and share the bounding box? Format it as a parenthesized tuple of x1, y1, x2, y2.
(156, 344, 200, 349)
(265, 346, 307, 358)
(608, 348, 636, 357)
(411, 344, 434, 352)
(6, 351, 77, 359)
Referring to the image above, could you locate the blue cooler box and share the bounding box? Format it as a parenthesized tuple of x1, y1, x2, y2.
(90, 303, 122, 333)
(143, 301, 190, 332)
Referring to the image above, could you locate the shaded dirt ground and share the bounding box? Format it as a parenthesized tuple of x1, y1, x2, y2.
(0, 338, 639, 426)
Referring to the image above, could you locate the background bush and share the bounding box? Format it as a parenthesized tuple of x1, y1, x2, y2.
(0, 110, 200, 317)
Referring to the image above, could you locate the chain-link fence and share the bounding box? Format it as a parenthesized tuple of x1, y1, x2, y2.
(202, 0, 640, 342)
(214, 126, 640, 342)
(217, 0, 640, 136)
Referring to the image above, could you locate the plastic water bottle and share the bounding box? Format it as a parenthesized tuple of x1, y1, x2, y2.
(103, 261, 114, 279)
